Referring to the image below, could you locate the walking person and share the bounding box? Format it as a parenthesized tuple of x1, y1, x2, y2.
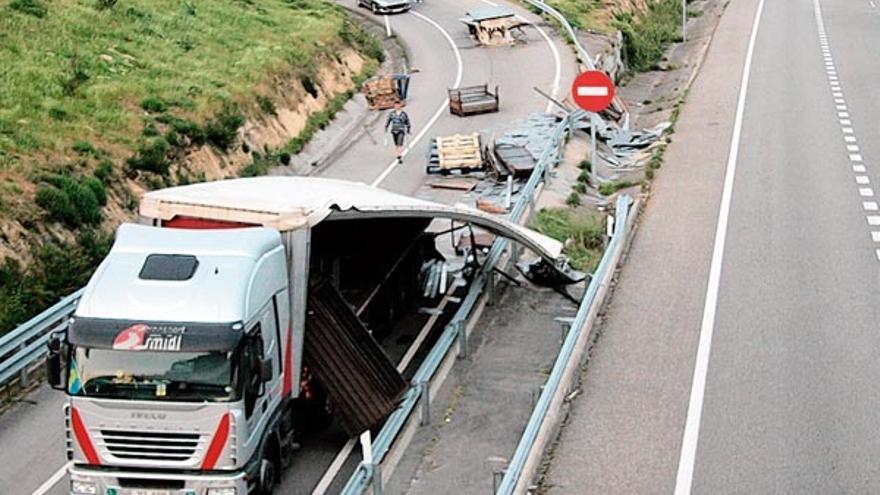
(384, 101, 411, 163)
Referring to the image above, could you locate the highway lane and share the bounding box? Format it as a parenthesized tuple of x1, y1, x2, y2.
(545, 0, 880, 491)
(1, 0, 574, 493)
(690, 0, 880, 491)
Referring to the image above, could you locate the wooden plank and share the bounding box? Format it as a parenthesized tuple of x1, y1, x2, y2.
(429, 179, 478, 191)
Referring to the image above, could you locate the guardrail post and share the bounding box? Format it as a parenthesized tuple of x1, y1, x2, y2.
(18, 342, 28, 387)
(487, 270, 496, 306)
(420, 379, 431, 426)
(456, 321, 469, 359)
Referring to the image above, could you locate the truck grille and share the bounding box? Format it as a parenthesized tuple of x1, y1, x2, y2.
(100, 429, 202, 462)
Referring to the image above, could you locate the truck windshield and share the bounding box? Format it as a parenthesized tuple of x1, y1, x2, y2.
(68, 347, 238, 402)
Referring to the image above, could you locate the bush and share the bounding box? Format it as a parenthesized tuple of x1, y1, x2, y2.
(140, 96, 168, 113)
(573, 182, 587, 194)
(9, 0, 47, 18)
(35, 174, 104, 227)
(204, 104, 244, 150)
(95, 0, 118, 10)
(257, 95, 277, 116)
(72, 140, 97, 155)
(94, 160, 114, 182)
(532, 208, 604, 271)
(599, 180, 638, 196)
(59, 56, 90, 96)
(279, 152, 291, 165)
(578, 159, 592, 172)
(565, 192, 581, 207)
(577, 170, 590, 183)
(613, 0, 682, 72)
(127, 138, 171, 175)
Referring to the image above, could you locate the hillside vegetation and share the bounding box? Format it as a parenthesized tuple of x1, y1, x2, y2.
(0, 0, 383, 335)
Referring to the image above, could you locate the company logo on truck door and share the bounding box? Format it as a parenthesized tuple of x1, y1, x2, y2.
(112, 324, 186, 351)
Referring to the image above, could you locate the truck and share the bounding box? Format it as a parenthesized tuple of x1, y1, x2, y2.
(46, 176, 577, 495)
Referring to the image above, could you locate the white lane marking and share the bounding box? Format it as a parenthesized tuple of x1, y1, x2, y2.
(871, 232, 880, 242)
(311, 439, 357, 495)
(846, 136, 857, 143)
(838, 111, 849, 117)
(857, 176, 870, 185)
(836, 105, 847, 110)
(31, 462, 71, 495)
(850, 154, 864, 162)
(384, 14, 392, 37)
(848, 145, 861, 152)
(871, 0, 877, 7)
(860, 188, 874, 197)
(673, 0, 767, 492)
(868, 215, 880, 225)
(577, 86, 609, 97)
(843, 127, 854, 133)
(863, 201, 877, 211)
(875, 249, 880, 261)
(854, 164, 867, 173)
(371, 11, 463, 187)
(835, 98, 845, 103)
(841, 119, 852, 125)
(834, 92, 844, 97)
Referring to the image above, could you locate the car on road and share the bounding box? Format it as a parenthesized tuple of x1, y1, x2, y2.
(358, 0, 412, 14)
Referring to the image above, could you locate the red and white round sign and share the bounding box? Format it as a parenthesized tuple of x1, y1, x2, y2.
(571, 71, 615, 113)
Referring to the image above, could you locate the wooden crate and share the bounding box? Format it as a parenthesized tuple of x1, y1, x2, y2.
(362, 76, 399, 110)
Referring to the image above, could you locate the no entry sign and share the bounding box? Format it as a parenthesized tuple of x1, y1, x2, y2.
(571, 70, 615, 113)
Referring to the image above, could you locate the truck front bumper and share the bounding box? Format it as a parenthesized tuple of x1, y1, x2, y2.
(69, 464, 248, 495)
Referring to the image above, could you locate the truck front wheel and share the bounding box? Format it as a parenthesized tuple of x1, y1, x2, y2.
(257, 447, 279, 494)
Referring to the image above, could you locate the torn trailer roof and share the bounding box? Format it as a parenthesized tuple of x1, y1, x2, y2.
(139, 176, 566, 265)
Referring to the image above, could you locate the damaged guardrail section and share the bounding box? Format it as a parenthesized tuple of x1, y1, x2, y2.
(340, 111, 583, 495)
(496, 193, 634, 494)
(0, 288, 83, 388)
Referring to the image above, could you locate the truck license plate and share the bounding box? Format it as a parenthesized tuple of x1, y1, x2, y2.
(128, 490, 172, 495)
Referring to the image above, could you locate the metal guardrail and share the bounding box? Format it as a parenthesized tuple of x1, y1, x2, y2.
(0, 288, 83, 387)
(340, 110, 584, 495)
(496, 193, 631, 494)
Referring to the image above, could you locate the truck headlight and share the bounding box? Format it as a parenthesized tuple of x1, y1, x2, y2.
(206, 488, 237, 495)
(70, 480, 98, 495)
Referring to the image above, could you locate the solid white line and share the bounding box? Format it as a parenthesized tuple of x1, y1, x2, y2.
(384, 14, 392, 37)
(370, 11, 463, 187)
(673, 0, 766, 492)
(31, 462, 70, 495)
(311, 439, 357, 495)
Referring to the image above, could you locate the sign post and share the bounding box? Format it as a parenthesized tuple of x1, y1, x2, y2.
(571, 70, 615, 184)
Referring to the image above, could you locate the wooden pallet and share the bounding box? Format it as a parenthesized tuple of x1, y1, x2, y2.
(437, 133, 482, 169)
(362, 76, 399, 110)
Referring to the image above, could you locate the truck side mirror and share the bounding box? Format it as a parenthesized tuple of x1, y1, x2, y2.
(260, 358, 273, 383)
(46, 332, 66, 391)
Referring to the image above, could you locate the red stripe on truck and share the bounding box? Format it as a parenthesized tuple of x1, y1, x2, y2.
(282, 324, 293, 397)
(202, 413, 231, 470)
(163, 216, 255, 229)
(71, 407, 100, 465)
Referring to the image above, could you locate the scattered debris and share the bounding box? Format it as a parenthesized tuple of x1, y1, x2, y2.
(460, 7, 526, 46)
(427, 133, 484, 175)
(475, 197, 506, 214)
(492, 113, 561, 178)
(429, 178, 478, 191)
(362, 76, 400, 110)
(448, 85, 500, 117)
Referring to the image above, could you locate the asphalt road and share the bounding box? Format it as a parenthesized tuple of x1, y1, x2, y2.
(546, 0, 880, 492)
(0, 0, 574, 494)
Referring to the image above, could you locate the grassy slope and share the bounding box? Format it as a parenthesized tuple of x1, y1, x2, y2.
(0, 0, 382, 335)
(0, 0, 358, 170)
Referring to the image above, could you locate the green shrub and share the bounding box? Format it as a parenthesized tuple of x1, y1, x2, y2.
(257, 95, 277, 115)
(577, 170, 590, 183)
(565, 192, 581, 207)
(204, 104, 244, 150)
(9, 0, 47, 18)
(573, 182, 587, 194)
(613, 0, 682, 72)
(95, 0, 118, 10)
(127, 138, 171, 175)
(59, 57, 90, 96)
(72, 140, 96, 155)
(94, 160, 113, 182)
(141, 96, 168, 113)
(35, 174, 104, 227)
(48, 106, 69, 121)
(599, 180, 638, 196)
(578, 159, 592, 172)
(279, 152, 291, 165)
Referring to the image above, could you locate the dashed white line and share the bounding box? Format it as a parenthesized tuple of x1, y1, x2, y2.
(856, 176, 870, 185)
(871, 232, 880, 242)
(848, 145, 861, 152)
(854, 165, 867, 173)
(862, 201, 877, 211)
(860, 188, 874, 197)
(850, 154, 864, 162)
(841, 119, 852, 125)
(842, 127, 854, 133)
(868, 216, 880, 226)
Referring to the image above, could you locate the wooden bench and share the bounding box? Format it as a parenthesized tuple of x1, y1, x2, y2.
(448, 85, 500, 117)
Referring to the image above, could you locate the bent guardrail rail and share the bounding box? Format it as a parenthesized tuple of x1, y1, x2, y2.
(341, 110, 585, 495)
(0, 288, 83, 388)
(496, 193, 633, 494)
